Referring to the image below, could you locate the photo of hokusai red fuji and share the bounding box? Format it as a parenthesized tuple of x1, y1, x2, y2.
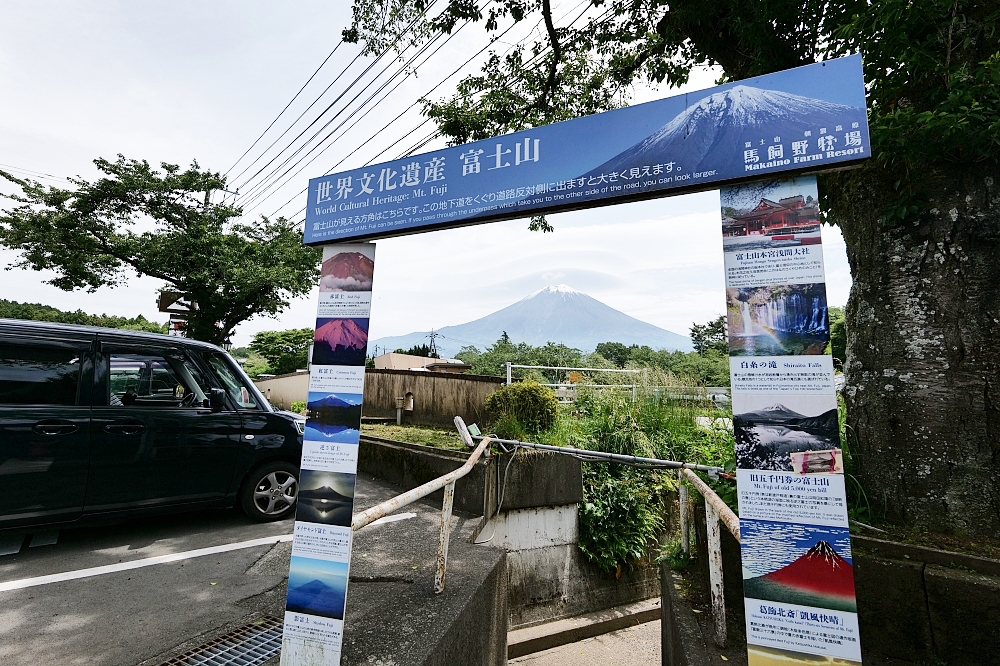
(319, 248, 375, 292)
(741, 519, 857, 612)
(312, 318, 369, 366)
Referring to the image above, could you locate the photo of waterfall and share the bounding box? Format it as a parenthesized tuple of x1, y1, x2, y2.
(726, 283, 829, 356)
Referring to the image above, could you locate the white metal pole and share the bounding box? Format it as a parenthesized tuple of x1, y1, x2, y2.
(506, 362, 512, 385)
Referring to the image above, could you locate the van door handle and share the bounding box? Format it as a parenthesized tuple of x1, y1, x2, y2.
(32, 421, 79, 436)
(104, 422, 146, 435)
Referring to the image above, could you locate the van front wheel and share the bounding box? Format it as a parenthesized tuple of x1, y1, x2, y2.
(241, 462, 298, 522)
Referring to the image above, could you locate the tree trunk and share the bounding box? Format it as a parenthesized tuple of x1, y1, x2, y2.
(832, 168, 1000, 536)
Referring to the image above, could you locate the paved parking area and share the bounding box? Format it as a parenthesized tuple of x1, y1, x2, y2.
(0, 506, 295, 666)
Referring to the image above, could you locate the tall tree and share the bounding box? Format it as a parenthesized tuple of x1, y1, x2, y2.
(690, 315, 728, 356)
(250, 328, 315, 375)
(0, 157, 320, 345)
(345, 0, 1000, 535)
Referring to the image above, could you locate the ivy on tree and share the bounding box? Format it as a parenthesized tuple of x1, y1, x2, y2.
(0, 157, 320, 345)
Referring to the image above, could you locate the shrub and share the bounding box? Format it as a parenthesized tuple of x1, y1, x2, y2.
(289, 400, 306, 415)
(484, 380, 559, 436)
(578, 466, 665, 573)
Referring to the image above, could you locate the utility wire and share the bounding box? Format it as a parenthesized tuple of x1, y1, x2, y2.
(238, 0, 496, 212)
(238, 21, 460, 211)
(225, 41, 344, 178)
(231, 0, 442, 196)
(279, 0, 601, 221)
(255, 16, 522, 219)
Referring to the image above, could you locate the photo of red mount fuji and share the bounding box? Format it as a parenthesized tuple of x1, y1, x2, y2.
(319, 249, 375, 292)
(312, 317, 369, 366)
(741, 520, 857, 612)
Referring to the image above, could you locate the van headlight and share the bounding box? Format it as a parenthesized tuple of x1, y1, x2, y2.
(294, 419, 305, 435)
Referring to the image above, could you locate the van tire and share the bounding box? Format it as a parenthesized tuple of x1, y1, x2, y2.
(241, 461, 298, 522)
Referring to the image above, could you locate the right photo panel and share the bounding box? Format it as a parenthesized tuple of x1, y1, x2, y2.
(721, 176, 862, 666)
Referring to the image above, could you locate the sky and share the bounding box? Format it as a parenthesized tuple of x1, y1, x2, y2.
(0, 1, 853, 347)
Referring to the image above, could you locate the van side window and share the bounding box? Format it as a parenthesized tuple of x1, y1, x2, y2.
(205, 353, 259, 409)
(109, 353, 208, 408)
(0, 344, 82, 406)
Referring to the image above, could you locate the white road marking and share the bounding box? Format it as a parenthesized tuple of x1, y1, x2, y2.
(0, 533, 293, 592)
(367, 512, 416, 527)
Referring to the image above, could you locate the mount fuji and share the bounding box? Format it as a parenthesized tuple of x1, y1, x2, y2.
(371, 285, 692, 357)
(585, 85, 866, 178)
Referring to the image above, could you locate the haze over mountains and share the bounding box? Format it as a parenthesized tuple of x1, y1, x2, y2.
(371, 285, 692, 357)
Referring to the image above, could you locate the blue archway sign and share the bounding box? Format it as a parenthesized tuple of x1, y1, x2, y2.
(285, 54, 870, 666)
(303, 54, 868, 245)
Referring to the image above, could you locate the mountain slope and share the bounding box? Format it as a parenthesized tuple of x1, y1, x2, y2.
(587, 85, 866, 177)
(372, 285, 692, 357)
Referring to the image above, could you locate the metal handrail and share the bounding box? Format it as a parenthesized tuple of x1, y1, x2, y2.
(470, 435, 726, 475)
(678, 467, 739, 649)
(351, 417, 492, 594)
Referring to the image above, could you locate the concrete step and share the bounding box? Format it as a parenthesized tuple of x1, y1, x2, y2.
(507, 597, 661, 659)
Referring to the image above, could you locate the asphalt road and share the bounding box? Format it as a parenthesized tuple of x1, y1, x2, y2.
(0, 504, 296, 666)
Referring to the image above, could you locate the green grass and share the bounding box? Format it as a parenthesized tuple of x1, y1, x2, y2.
(360, 423, 469, 451)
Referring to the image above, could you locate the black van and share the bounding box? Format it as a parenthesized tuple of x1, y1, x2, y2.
(0, 319, 305, 532)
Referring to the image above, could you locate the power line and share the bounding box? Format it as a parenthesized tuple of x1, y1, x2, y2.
(230, 0, 442, 197)
(237, 22, 461, 212)
(0, 163, 73, 185)
(249, 15, 520, 219)
(225, 41, 344, 178)
(260, 15, 527, 219)
(273, 0, 601, 222)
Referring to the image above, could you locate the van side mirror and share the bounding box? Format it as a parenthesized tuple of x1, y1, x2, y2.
(209, 388, 226, 412)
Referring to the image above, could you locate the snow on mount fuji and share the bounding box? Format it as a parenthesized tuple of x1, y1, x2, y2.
(586, 85, 866, 178)
(370, 285, 692, 357)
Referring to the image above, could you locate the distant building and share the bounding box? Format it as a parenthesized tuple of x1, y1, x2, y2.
(723, 195, 820, 236)
(373, 352, 470, 374)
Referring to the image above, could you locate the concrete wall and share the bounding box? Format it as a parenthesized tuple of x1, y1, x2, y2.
(254, 371, 308, 411)
(359, 435, 660, 630)
(690, 503, 1000, 665)
(256, 368, 504, 425)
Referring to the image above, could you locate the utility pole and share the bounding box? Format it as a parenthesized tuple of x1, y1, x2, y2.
(427, 329, 440, 358)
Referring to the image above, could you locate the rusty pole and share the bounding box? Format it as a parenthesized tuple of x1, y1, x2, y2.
(434, 481, 456, 594)
(705, 499, 728, 648)
(678, 477, 690, 556)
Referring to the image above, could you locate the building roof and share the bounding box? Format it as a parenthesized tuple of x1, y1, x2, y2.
(374, 352, 470, 372)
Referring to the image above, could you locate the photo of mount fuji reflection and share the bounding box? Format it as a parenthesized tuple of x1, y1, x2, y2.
(734, 395, 839, 471)
(727, 283, 829, 356)
(312, 317, 369, 366)
(305, 391, 362, 442)
(285, 555, 348, 620)
(741, 519, 856, 612)
(296, 470, 356, 526)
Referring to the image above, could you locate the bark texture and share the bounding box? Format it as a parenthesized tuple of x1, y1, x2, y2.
(833, 168, 1000, 535)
